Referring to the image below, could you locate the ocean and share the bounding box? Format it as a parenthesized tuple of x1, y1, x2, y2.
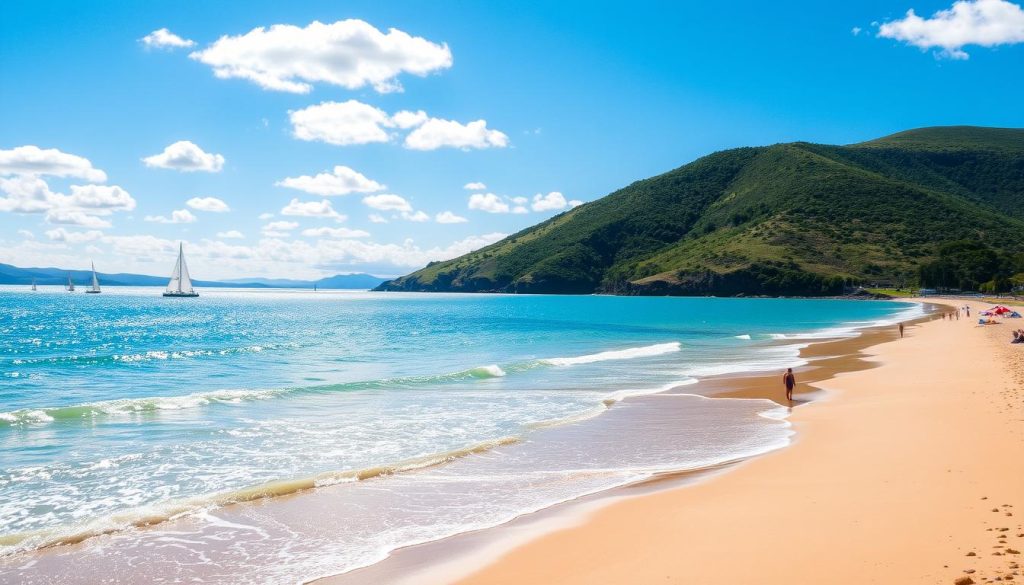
(0, 287, 921, 583)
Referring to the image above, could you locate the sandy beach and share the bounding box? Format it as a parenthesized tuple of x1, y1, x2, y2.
(394, 298, 1024, 585)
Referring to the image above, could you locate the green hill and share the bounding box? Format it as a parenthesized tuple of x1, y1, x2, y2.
(379, 126, 1024, 296)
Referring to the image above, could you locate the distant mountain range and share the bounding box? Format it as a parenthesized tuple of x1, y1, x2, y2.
(379, 126, 1024, 296)
(0, 263, 387, 290)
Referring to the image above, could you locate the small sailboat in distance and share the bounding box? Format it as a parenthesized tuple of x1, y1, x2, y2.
(31, 278, 37, 291)
(65, 272, 75, 292)
(85, 262, 101, 294)
(163, 243, 199, 297)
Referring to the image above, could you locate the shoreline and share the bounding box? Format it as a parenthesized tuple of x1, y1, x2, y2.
(408, 298, 1023, 585)
(0, 298, 932, 583)
(316, 304, 937, 584)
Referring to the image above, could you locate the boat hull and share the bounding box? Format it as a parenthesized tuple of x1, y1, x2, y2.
(85, 291, 101, 294)
(162, 292, 199, 297)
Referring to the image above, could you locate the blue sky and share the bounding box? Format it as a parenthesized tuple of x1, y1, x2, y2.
(2, 0, 1023, 278)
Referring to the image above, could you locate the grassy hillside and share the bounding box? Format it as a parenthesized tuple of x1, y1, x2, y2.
(379, 126, 1024, 296)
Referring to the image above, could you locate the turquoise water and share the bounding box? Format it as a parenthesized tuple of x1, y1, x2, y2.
(0, 287, 920, 581)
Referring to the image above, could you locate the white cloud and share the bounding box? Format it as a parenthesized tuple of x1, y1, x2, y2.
(435, 210, 468, 224)
(569, 199, 583, 208)
(511, 196, 528, 205)
(141, 28, 196, 49)
(17, 229, 34, 239)
(217, 230, 245, 239)
(463, 181, 487, 191)
(189, 19, 452, 94)
(391, 109, 429, 129)
(145, 209, 198, 224)
(289, 101, 509, 151)
(531, 191, 569, 212)
(401, 210, 430, 222)
(368, 213, 388, 224)
(258, 212, 275, 220)
(877, 0, 1024, 59)
(289, 100, 394, 146)
(186, 196, 230, 212)
(143, 141, 225, 172)
(45, 210, 112, 228)
(262, 220, 299, 237)
(468, 193, 509, 213)
(363, 193, 413, 212)
(280, 198, 346, 221)
(512, 205, 529, 214)
(0, 171, 135, 227)
(45, 228, 104, 243)
(0, 145, 107, 182)
(276, 165, 385, 196)
(404, 118, 509, 151)
(59, 184, 136, 212)
(301, 226, 370, 238)
(852, 26, 863, 36)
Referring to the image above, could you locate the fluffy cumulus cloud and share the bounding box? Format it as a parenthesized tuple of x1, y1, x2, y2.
(186, 196, 230, 212)
(288, 100, 508, 150)
(401, 210, 430, 222)
(362, 193, 413, 212)
(468, 193, 510, 214)
(463, 181, 486, 190)
(143, 141, 225, 172)
(404, 118, 509, 151)
(435, 210, 468, 224)
(141, 28, 196, 49)
(531, 191, 570, 212)
(217, 230, 245, 239)
(189, 19, 452, 94)
(467, 191, 580, 214)
(0, 145, 107, 182)
(301, 226, 370, 239)
(289, 101, 394, 146)
(276, 165, 385, 196)
(145, 209, 198, 224)
(0, 148, 136, 228)
(280, 198, 346, 221)
(878, 0, 1024, 59)
(45, 228, 104, 243)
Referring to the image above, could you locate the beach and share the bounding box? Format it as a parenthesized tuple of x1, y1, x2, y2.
(409, 298, 1023, 585)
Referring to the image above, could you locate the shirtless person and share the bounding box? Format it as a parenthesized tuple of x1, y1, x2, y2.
(783, 368, 796, 403)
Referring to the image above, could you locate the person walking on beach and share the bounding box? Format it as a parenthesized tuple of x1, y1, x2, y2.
(783, 368, 796, 403)
(898, 322, 904, 338)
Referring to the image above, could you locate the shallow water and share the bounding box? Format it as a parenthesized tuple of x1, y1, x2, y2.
(0, 287, 920, 581)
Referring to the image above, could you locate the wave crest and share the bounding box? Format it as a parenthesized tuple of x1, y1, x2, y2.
(541, 342, 681, 366)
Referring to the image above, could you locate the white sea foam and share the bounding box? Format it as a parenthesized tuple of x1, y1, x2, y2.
(541, 342, 681, 366)
(734, 334, 752, 340)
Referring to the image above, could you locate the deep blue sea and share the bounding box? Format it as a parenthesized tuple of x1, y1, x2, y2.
(0, 287, 921, 582)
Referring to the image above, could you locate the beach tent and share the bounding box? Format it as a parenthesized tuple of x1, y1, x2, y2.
(987, 306, 1013, 315)
(1010, 311, 1022, 318)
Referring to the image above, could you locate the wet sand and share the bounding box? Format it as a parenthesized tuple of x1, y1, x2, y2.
(432, 298, 1024, 585)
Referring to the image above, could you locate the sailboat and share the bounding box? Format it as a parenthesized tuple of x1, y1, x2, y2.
(65, 272, 75, 292)
(31, 279, 37, 291)
(85, 262, 101, 294)
(163, 243, 199, 297)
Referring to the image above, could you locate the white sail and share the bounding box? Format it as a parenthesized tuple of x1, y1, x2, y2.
(165, 243, 196, 296)
(31, 279, 36, 291)
(89, 262, 101, 293)
(66, 273, 75, 291)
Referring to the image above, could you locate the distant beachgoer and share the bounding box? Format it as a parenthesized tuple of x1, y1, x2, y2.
(898, 322, 904, 338)
(966, 307, 971, 317)
(783, 368, 796, 403)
